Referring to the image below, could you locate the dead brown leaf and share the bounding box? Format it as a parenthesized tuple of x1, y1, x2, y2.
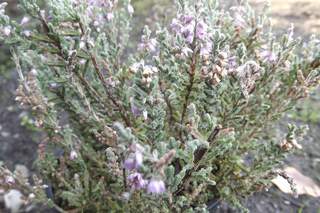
(272, 167, 320, 197)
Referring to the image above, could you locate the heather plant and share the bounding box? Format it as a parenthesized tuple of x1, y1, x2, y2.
(0, 0, 320, 212)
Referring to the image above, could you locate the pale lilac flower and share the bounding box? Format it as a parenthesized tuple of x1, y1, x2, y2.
(185, 33, 194, 44)
(146, 38, 157, 52)
(227, 56, 238, 73)
(170, 18, 182, 34)
(171, 14, 211, 45)
(147, 179, 166, 194)
(196, 21, 208, 40)
(127, 172, 147, 190)
(138, 37, 157, 52)
(131, 104, 143, 117)
(182, 24, 194, 44)
(200, 41, 212, 56)
(124, 152, 143, 170)
(228, 56, 237, 68)
(233, 13, 247, 29)
(70, 150, 78, 160)
(87, 0, 96, 6)
(88, 0, 113, 7)
(180, 14, 194, 25)
(79, 59, 87, 65)
(260, 50, 277, 63)
(106, 12, 114, 21)
(231, 7, 247, 29)
(85, 0, 115, 23)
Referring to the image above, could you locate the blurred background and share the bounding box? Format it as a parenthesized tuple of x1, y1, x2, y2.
(0, 0, 319, 212)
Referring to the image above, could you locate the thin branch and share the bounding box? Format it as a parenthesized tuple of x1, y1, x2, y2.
(174, 125, 222, 196)
(122, 168, 127, 190)
(90, 53, 131, 127)
(310, 57, 320, 69)
(159, 80, 176, 126)
(179, 47, 198, 141)
(79, 20, 132, 127)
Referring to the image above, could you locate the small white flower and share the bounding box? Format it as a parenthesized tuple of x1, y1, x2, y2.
(40, 10, 46, 18)
(28, 193, 36, 200)
(129, 61, 144, 73)
(23, 30, 31, 37)
(20, 16, 30, 25)
(70, 150, 78, 160)
(143, 110, 148, 120)
(127, 4, 134, 15)
(4, 190, 23, 213)
(122, 192, 131, 200)
(0, 2, 8, 14)
(3, 26, 11, 36)
(30, 69, 38, 76)
(79, 41, 86, 49)
(79, 59, 87, 65)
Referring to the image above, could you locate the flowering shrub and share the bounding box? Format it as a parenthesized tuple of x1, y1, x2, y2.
(1, 0, 320, 212)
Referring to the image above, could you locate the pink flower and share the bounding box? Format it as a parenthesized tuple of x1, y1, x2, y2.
(147, 179, 166, 194)
(5, 176, 15, 185)
(127, 172, 147, 190)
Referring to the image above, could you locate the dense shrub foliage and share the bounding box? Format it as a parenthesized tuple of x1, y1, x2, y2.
(0, 0, 319, 212)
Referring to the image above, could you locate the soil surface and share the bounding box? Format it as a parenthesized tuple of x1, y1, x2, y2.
(0, 0, 320, 212)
